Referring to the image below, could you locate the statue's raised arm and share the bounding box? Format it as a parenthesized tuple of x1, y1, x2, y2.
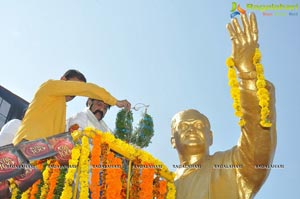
(227, 12, 277, 192)
(171, 13, 277, 199)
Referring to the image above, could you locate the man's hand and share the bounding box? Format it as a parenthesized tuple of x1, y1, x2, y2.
(116, 100, 131, 111)
(226, 13, 258, 73)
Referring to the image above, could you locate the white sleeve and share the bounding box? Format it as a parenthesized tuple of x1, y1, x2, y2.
(0, 119, 22, 146)
(67, 111, 88, 131)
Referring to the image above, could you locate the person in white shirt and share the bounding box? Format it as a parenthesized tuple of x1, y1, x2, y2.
(0, 119, 22, 146)
(67, 98, 113, 197)
(0, 109, 26, 146)
(67, 98, 112, 133)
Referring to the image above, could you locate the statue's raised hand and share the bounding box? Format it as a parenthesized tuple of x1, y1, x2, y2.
(226, 13, 258, 73)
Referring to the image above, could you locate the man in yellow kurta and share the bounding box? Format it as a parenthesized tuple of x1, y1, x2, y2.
(13, 69, 131, 144)
(171, 13, 276, 198)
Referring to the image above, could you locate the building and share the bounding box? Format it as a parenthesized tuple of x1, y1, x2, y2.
(0, 85, 29, 130)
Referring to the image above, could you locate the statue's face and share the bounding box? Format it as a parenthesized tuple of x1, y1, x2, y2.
(171, 110, 212, 155)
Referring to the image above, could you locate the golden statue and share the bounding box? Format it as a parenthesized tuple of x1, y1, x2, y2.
(171, 13, 276, 199)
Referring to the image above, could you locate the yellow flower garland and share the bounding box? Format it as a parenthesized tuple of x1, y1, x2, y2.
(8, 127, 175, 199)
(9, 179, 20, 199)
(253, 48, 272, 127)
(79, 136, 90, 199)
(21, 187, 31, 199)
(166, 182, 176, 199)
(74, 127, 175, 182)
(226, 57, 245, 127)
(226, 48, 272, 127)
(71, 127, 176, 199)
(40, 159, 52, 198)
(60, 145, 81, 199)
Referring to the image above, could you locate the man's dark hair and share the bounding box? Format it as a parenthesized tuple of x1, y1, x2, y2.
(63, 69, 87, 82)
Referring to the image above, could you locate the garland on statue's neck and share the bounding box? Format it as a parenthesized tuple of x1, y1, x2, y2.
(226, 57, 245, 127)
(226, 48, 272, 128)
(115, 109, 154, 148)
(253, 48, 272, 127)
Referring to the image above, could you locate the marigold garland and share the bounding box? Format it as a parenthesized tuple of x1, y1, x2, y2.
(6, 129, 177, 199)
(153, 170, 167, 199)
(226, 57, 245, 126)
(29, 161, 44, 199)
(9, 179, 21, 199)
(153, 174, 160, 198)
(78, 136, 90, 199)
(253, 48, 272, 127)
(8, 128, 175, 199)
(75, 128, 175, 182)
(21, 187, 31, 199)
(158, 180, 167, 199)
(166, 182, 176, 199)
(54, 167, 67, 198)
(139, 163, 155, 199)
(101, 131, 174, 182)
(35, 161, 47, 199)
(29, 177, 40, 199)
(90, 134, 102, 199)
(60, 145, 81, 199)
(130, 158, 142, 199)
(120, 171, 127, 199)
(67, 128, 176, 199)
(226, 48, 272, 127)
(46, 160, 61, 199)
(100, 143, 109, 197)
(40, 159, 53, 198)
(106, 152, 123, 199)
